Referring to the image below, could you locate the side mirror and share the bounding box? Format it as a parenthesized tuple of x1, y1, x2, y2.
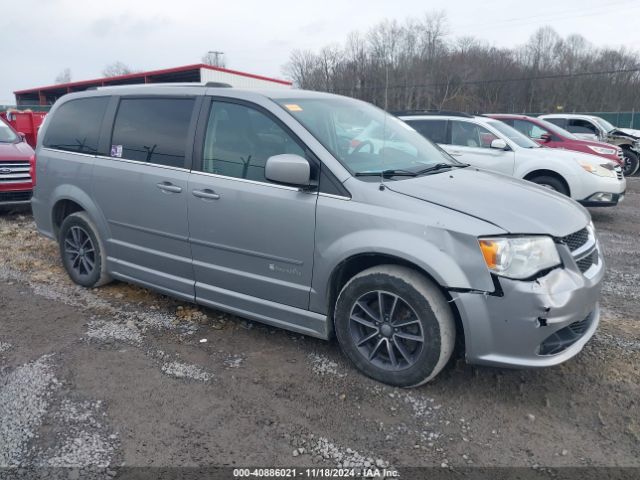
(490, 138, 508, 150)
(17, 132, 26, 141)
(265, 154, 310, 187)
(540, 133, 552, 143)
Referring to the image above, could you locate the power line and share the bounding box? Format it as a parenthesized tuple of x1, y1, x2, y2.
(452, 0, 640, 34)
(330, 66, 640, 93)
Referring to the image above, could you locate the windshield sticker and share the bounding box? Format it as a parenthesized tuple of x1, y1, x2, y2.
(284, 104, 303, 112)
(110, 145, 123, 158)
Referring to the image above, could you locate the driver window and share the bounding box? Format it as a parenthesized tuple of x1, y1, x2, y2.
(515, 120, 548, 139)
(567, 119, 598, 135)
(202, 101, 306, 183)
(450, 121, 498, 149)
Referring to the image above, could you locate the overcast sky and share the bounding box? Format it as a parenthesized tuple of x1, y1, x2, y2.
(2, 0, 639, 104)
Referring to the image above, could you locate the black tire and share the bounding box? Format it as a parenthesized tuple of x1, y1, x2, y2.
(528, 175, 569, 196)
(334, 265, 455, 387)
(58, 211, 111, 288)
(621, 149, 639, 177)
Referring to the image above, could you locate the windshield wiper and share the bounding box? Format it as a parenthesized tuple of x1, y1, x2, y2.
(416, 163, 467, 175)
(355, 169, 418, 178)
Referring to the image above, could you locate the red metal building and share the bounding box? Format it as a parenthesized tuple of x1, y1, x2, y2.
(14, 64, 293, 106)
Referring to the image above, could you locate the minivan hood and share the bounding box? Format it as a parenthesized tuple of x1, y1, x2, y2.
(386, 168, 589, 237)
(0, 141, 34, 161)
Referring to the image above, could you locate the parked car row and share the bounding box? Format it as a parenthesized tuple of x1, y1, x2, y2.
(29, 86, 606, 387)
(538, 113, 640, 176)
(398, 111, 626, 207)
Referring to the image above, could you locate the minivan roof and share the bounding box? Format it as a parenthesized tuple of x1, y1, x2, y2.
(47, 83, 355, 107)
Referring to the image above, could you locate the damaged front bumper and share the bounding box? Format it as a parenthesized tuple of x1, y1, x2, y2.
(454, 241, 604, 368)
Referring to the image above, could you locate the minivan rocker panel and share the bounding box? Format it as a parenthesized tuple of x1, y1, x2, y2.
(32, 86, 602, 387)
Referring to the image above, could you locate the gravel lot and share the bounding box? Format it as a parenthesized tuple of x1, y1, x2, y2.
(1, 179, 639, 476)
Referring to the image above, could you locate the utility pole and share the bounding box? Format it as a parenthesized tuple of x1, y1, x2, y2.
(207, 50, 225, 67)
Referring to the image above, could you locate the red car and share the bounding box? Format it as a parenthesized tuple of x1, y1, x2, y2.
(0, 116, 35, 209)
(487, 114, 624, 167)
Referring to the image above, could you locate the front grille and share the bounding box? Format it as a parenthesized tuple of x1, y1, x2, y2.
(538, 313, 593, 355)
(561, 228, 589, 252)
(576, 249, 598, 273)
(0, 191, 32, 203)
(0, 161, 31, 184)
(615, 165, 623, 180)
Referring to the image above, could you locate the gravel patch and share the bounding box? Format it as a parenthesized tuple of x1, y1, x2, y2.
(43, 431, 114, 468)
(0, 355, 60, 467)
(0, 342, 12, 353)
(589, 332, 640, 355)
(37, 398, 118, 469)
(304, 436, 391, 470)
(86, 320, 143, 345)
(602, 270, 640, 300)
(161, 361, 212, 382)
(223, 354, 245, 368)
(308, 353, 345, 377)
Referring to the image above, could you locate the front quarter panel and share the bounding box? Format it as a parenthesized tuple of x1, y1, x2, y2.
(309, 180, 505, 314)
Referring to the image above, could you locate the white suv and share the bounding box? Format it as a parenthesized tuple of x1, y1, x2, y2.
(400, 112, 626, 207)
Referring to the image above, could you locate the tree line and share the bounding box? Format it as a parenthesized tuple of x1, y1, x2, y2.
(283, 12, 640, 114)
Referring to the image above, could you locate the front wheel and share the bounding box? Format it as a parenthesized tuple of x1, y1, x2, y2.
(59, 212, 112, 288)
(528, 175, 569, 196)
(334, 265, 455, 387)
(621, 149, 639, 177)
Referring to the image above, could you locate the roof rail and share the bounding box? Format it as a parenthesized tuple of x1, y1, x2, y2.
(392, 109, 474, 118)
(94, 82, 233, 91)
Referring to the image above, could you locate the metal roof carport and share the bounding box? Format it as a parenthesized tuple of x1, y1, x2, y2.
(14, 64, 292, 107)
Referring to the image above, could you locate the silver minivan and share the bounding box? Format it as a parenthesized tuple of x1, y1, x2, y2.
(32, 86, 604, 386)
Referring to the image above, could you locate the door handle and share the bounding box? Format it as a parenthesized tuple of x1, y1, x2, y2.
(156, 182, 182, 193)
(192, 189, 220, 200)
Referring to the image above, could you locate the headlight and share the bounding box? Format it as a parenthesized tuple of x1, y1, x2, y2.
(579, 162, 617, 178)
(478, 236, 561, 279)
(587, 145, 616, 156)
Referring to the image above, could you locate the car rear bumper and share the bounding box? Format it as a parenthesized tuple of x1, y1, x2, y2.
(453, 243, 604, 368)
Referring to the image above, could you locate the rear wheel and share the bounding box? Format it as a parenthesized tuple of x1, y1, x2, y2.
(59, 212, 111, 288)
(621, 149, 639, 177)
(528, 175, 569, 196)
(334, 265, 455, 387)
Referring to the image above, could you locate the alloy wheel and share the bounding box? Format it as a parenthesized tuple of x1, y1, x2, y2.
(349, 290, 425, 371)
(64, 226, 96, 277)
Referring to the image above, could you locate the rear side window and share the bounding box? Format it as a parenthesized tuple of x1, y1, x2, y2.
(44, 97, 109, 154)
(405, 119, 448, 144)
(111, 98, 195, 168)
(544, 118, 566, 128)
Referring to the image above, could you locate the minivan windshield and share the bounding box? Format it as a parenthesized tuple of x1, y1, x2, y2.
(486, 120, 540, 148)
(275, 97, 461, 177)
(0, 119, 19, 143)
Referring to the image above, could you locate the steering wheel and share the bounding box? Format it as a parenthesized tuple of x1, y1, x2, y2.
(352, 140, 374, 154)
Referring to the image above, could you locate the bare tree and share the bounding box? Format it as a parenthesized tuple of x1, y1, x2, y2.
(55, 68, 72, 84)
(102, 62, 136, 77)
(282, 11, 640, 113)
